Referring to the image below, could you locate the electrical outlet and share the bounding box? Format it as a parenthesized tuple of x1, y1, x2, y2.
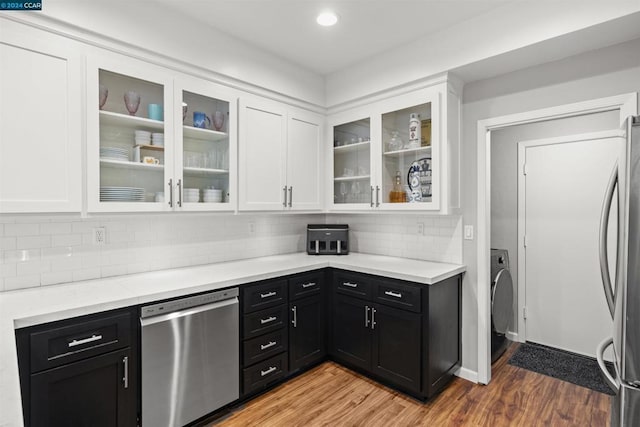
(417, 223, 424, 235)
(249, 222, 256, 233)
(93, 227, 106, 245)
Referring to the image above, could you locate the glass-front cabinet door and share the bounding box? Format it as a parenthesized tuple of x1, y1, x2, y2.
(331, 116, 372, 208)
(87, 56, 173, 212)
(379, 100, 435, 208)
(176, 78, 236, 211)
(87, 55, 237, 212)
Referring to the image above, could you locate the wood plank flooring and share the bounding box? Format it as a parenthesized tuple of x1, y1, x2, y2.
(210, 344, 611, 426)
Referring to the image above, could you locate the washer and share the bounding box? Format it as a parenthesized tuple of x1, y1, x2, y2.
(490, 248, 514, 362)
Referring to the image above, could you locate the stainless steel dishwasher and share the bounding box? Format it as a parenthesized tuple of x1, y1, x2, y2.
(140, 287, 239, 427)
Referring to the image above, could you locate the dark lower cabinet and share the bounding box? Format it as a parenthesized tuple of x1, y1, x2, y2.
(16, 307, 138, 427)
(329, 269, 461, 400)
(289, 294, 325, 372)
(370, 304, 421, 393)
(331, 294, 371, 371)
(31, 348, 135, 427)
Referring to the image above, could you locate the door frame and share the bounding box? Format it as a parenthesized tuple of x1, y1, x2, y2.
(516, 130, 624, 347)
(476, 92, 637, 384)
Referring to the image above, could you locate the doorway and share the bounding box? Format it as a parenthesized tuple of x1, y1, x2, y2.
(477, 92, 637, 384)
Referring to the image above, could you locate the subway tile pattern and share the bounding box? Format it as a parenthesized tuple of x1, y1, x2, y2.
(326, 214, 462, 265)
(0, 213, 462, 292)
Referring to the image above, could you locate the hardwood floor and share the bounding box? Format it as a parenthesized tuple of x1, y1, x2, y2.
(211, 344, 611, 426)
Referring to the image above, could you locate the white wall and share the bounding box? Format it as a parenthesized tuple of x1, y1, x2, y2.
(326, 3, 640, 107)
(461, 38, 640, 373)
(490, 111, 619, 336)
(6, 2, 325, 107)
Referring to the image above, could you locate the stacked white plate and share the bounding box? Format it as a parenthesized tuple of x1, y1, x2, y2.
(183, 188, 200, 203)
(100, 147, 129, 161)
(203, 189, 223, 203)
(100, 186, 145, 202)
(135, 130, 151, 145)
(152, 133, 164, 146)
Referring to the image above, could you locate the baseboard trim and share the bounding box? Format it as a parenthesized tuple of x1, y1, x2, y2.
(506, 331, 521, 342)
(454, 366, 478, 383)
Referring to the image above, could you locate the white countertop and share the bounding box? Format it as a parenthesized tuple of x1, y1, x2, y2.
(0, 252, 465, 426)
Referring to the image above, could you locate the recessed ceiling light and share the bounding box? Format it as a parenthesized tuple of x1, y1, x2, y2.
(317, 11, 338, 27)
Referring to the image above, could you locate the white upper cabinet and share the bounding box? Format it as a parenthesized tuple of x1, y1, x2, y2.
(0, 23, 82, 213)
(239, 96, 323, 211)
(87, 53, 237, 212)
(327, 79, 460, 214)
(286, 109, 323, 211)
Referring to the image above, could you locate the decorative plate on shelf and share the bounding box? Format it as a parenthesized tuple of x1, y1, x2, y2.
(407, 157, 432, 202)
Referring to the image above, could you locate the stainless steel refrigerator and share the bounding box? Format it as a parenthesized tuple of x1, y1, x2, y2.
(598, 115, 640, 426)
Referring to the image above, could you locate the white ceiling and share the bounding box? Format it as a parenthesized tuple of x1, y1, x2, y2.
(156, 0, 512, 75)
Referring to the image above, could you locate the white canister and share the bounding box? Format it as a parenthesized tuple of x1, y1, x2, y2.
(409, 113, 421, 148)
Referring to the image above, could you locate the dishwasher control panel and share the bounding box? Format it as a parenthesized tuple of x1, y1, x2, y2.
(140, 287, 239, 319)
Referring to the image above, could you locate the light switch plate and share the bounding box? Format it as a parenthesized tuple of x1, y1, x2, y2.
(464, 225, 474, 240)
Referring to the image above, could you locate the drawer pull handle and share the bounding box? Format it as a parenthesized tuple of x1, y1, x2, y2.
(260, 341, 277, 350)
(68, 334, 102, 348)
(384, 291, 403, 298)
(302, 282, 316, 288)
(260, 316, 277, 325)
(342, 282, 358, 288)
(261, 366, 277, 377)
(260, 291, 277, 299)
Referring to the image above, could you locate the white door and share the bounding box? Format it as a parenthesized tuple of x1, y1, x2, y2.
(238, 98, 287, 211)
(287, 110, 323, 211)
(0, 28, 82, 213)
(520, 131, 621, 357)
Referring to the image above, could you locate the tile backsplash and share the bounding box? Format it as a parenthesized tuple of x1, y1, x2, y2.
(0, 213, 462, 292)
(327, 214, 462, 264)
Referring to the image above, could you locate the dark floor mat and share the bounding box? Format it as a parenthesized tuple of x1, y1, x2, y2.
(508, 342, 615, 395)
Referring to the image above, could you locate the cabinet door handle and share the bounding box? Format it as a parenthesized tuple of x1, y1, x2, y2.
(376, 185, 380, 207)
(292, 306, 297, 328)
(260, 341, 277, 350)
(177, 179, 182, 207)
(371, 307, 376, 330)
(342, 282, 358, 288)
(370, 186, 374, 207)
(168, 179, 174, 207)
(260, 291, 276, 299)
(68, 334, 102, 347)
(288, 186, 293, 207)
(365, 305, 370, 327)
(261, 366, 277, 377)
(283, 186, 288, 207)
(260, 316, 277, 324)
(384, 291, 403, 298)
(301, 282, 316, 288)
(122, 356, 129, 389)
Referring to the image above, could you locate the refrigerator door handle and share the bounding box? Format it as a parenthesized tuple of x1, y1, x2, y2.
(599, 162, 617, 318)
(596, 337, 619, 393)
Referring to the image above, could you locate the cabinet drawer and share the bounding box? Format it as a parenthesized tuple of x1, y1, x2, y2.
(289, 271, 323, 301)
(243, 305, 287, 340)
(243, 329, 288, 367)
(333, 271, 372, 300)
(243, 353, 288, 395)
(29, 311, 131, 373)
(243, 280, 287, 313)
(374, 279, 421, 313)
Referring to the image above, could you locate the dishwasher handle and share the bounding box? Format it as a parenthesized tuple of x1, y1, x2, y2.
(140, 297, 238, 326)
